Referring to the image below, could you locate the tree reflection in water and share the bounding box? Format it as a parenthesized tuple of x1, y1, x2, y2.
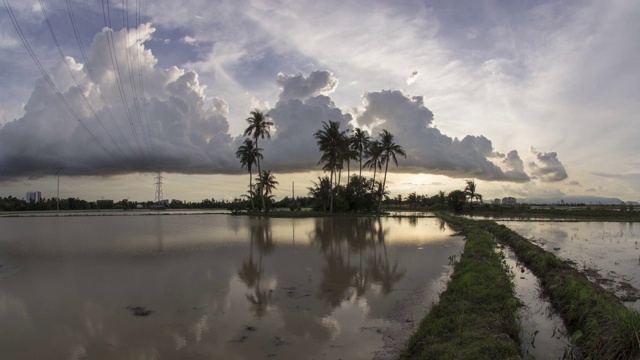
(238, 219, 275, 318)
(310, 217, 405, 307)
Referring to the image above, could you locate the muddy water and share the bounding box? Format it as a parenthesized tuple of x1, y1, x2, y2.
(497, 246, 570, 359)
(0, 215, 464, 359)
(498, 221, 640, 310)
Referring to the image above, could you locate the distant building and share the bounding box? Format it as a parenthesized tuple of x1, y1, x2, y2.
(502, 197, 517, 205)
(493, 198, 501, 205)
(26, 191, 42, 203)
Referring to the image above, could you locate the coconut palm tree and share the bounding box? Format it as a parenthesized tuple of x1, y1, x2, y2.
(235, 138, 263, 210)
(377, 130, 406, 212)
(243, 110, 273, 212)
(364, 140, 383, 197)
(350, 128, 371, 178)
(338, 132, 356, 188)
(438, 190, 446, 208)
(406, 192, 418, 209)
(259, 170, 279, 197)
(314, 120, 345, 213)
(464, 179, 482, 210)
(308, 176, 332, 212)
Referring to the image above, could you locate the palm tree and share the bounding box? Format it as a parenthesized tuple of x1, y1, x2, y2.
(407, 192, 418, 209)
(235, 138, 263, 210)
(464, 179, 482, 210)
(314, 120, 345, 213)
(338, 132, 355, 188)
(350, 128, 371, 178)
(363, 140, 383, 197)
(308, 176, 332, 211)
(377, 130, 406, 212)
(259, 170, 279, 197)
(438, 190, 446, 208)
(243, 110, 274, 212)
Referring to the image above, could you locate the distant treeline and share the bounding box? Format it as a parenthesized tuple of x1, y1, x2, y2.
(0, 195, 313, 212)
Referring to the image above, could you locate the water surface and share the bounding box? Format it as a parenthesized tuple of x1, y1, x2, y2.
(0, 215, 464, 359)
(498, 221, 640, 310)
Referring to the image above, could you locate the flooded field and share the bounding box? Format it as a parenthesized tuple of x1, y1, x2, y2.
(0, 215, 464, 359)
(498, 221, 640, 310)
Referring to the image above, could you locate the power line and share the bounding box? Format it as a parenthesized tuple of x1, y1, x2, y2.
(101, 0, 149, 164)
(3, 0, 121, 166)
(121, 0, 154, 163)
(65, 0, 138, 158)
(38, 0, 135, 169)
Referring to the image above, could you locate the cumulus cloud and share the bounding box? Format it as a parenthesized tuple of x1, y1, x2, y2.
(353, 90, 530, 182)
(0, 27, 549, 188)
(0, 24, 236, 180)
(276, 71, 338, 102)
(262, 93, 352, 172)
(528, 149, 568, 182)
(568, 180, 580, 186)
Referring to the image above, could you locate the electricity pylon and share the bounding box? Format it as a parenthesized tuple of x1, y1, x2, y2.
(154, 172, 163, 204)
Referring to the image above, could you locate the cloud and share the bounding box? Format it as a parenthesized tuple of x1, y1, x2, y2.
(0, 24, 236, 180)
(0, 24, 545, 187)
(276, 71, 339, 102)
(586, 188, 596, 193)
(568, 180, 580, 186)
(353, 90, 530, 182)
(528, 149, 568, 182)
(262, 93, 352, 173)
(180, 36, 197, 45)
(593, 172, 640, 180)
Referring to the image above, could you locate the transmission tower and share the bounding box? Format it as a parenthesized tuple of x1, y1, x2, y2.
(154, 172, 163, 203)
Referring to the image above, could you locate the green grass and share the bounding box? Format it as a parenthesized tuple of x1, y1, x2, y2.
(474, 218, 640, 359)
(400, 216, 521, 359)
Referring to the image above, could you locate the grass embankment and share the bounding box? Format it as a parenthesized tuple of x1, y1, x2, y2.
(476, 219, 640, 359)
(400, 216, 521, 359)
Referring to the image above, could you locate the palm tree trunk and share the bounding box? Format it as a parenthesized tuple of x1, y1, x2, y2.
(255, 139, 266, 212)
(249, 170, 255, 210)
(378, 157, 389, 212)
(329, 168, 334, 214)
(372, 165, 377, 193)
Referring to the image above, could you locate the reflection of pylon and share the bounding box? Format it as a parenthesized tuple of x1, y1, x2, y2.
(154, 172, 163, 203)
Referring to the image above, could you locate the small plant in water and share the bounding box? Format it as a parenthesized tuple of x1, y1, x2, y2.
(447, 254, 457, 266)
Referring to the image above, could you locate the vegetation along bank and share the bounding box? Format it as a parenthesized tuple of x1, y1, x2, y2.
(400, 215, 521, 359)
(475, 218, 640, 359)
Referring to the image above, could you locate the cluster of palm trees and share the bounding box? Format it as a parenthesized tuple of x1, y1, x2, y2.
(235, 110, 278, 212)
(235, 110, 406, 214)
(446, 179, 483, 213)
(312, 120, 406, 213)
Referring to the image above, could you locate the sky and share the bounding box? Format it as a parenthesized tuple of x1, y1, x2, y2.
(0, 0, 638, 203)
